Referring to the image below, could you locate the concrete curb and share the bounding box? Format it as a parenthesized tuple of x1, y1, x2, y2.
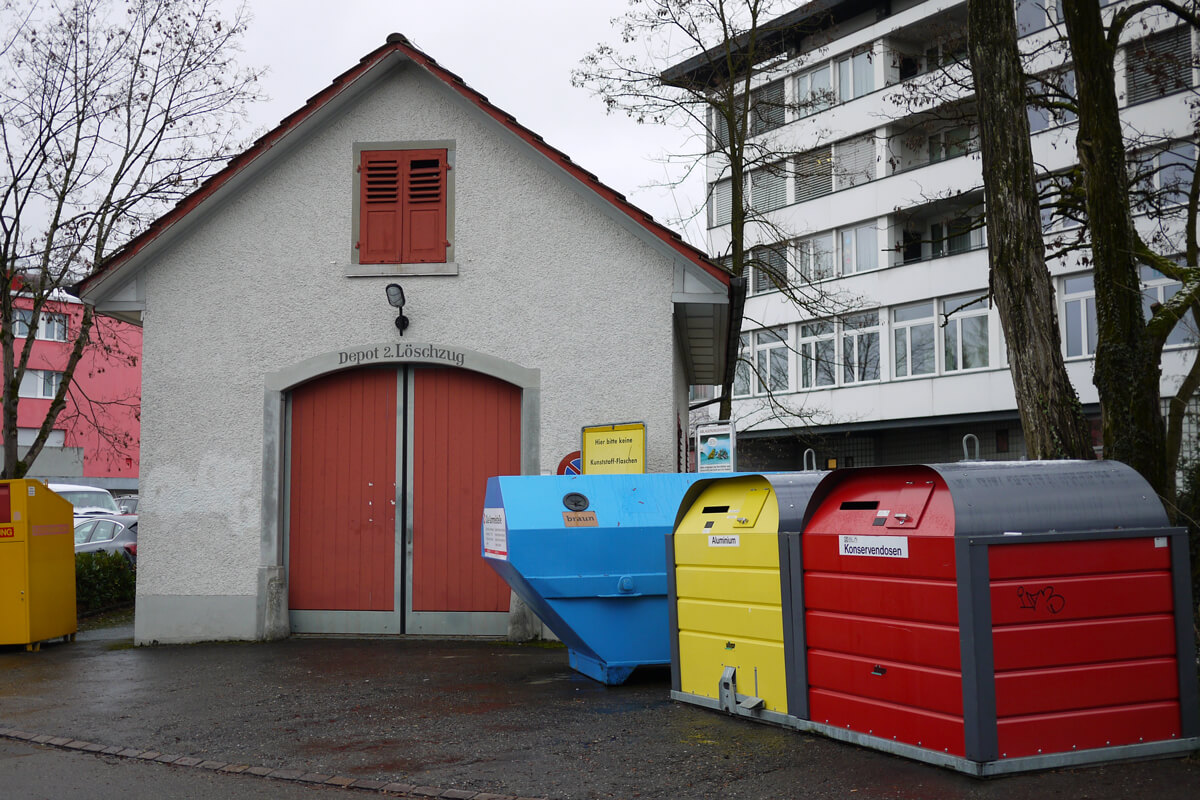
(0, 728, 545, 800)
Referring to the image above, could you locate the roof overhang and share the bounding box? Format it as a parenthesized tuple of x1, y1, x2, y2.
(660, 0, 883, 90)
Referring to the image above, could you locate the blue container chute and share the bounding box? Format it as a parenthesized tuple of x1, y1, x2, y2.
(482, 473, 711, 685)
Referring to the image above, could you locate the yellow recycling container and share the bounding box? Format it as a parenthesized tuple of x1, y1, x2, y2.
(667, 472, 824, 727)
(0, 480, 77, 650)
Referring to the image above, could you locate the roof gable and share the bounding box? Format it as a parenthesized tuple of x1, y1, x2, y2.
(77, 33, 730, 299)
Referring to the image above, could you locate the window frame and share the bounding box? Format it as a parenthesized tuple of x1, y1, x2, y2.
(799, 320, 836, 390)
(18, 369, 63, 399)
(839, 222, 879, 275)
(943, 294, 991, 372)
(349, 140, 456, 277)
(748, 242, 789, 296)
(732, 333, 753, 397)
(753, 327, 791, 394)
(1062, 273, 1098, 359)
(892, 301, 937, 379)
(1141, 264, 1193, 348)
(841, 311, 881, 384)
(797, 233, 835, 283)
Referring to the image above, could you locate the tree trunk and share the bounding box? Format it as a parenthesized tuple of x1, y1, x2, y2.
(967, 0, 1094, 459)
(1061, 0, 1168, 495)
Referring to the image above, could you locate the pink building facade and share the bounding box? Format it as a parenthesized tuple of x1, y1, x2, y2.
(7, 293, 141, 492)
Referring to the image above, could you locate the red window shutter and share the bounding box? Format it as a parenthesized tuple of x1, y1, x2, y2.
(401, 150, 448, 264)
(359, 151, 403, 264)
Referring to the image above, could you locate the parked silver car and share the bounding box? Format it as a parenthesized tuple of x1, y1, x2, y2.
(74, 514, 138, 566)
(48, 482, 121, 522)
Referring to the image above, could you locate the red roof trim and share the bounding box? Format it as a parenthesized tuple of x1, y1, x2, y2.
(79, 34, 730, 295)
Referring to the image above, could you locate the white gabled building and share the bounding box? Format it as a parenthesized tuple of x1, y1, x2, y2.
(77, 34, 735, 644)
(675, 0, 1198, 469)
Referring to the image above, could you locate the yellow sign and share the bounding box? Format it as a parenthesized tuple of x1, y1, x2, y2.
(581, 423, 646, 474)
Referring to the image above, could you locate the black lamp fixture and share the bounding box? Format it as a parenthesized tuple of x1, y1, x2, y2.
(385, 283, 409, 334)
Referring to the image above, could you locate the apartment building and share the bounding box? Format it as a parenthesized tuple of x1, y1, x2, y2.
(5, 293, 141, 492)
(677, 0, 1198, 470)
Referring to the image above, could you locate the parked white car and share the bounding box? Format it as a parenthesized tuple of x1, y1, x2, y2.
(48, 483, 121, 522)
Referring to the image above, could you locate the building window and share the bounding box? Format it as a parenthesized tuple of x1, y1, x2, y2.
(799, 321, 836, 389)
(10, 310, 67, 341)
(356, 148, 449, 265)
(1126, 26, 1193, 104)
(893, 301, 936, 378)
(748, 162, 788, 214)
(795, 146, 833, 202)
(840, 222, 878, 274)
(797, 233, 834, 282)
(1063, 274, 1097, 357)
(12, 309, 32, 338)
(732, 333, 752, 397)
(944, 294, 990, 371)
(709, 105, 733, 151)
(750, 80, 786, 136)
(1015, 0, 1052, 36)
(842, 312, 880, 383)
(1131, 140, 1196, 212)
(837, 50, 874, 102)
(1038, 173, 1085, 232)
(1027, 68, 1077, 133)
(749, 243, 788, 295)
(931, 216, 979, 257)
(1142, 264, 1193, 347)
(834, 135, 876, 190)
(41, 313, 67, 341)
(795, 64, 833, 117)
(710, 178, 733, 227)
(928, 125, 972, 163)
(18, 369, 62, 399)
(754, 327, 790, 393)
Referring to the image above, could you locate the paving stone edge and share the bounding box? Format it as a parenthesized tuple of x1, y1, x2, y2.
(0, 728, 545, 800)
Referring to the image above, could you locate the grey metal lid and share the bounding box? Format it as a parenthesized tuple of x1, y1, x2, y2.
(923, 459, 1168, 537)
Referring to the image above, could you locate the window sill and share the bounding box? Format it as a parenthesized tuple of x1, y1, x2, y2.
(346, 262, 458, 277)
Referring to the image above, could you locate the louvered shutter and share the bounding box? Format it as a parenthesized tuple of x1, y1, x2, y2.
(834, 135, 875, 190)
(359, 151, 404, 263)
(795, 146, 833, 201)
(1127, 26, 1192, 104)
(401, 150, 448, 263)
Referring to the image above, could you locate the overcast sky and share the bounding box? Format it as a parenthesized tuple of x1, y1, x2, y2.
(233, 0, 708, 246)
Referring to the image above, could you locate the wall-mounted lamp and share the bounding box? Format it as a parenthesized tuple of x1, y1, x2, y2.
(385, 283, 409, 335)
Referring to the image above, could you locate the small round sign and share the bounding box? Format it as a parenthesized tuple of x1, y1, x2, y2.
(556, 450, 582, 476)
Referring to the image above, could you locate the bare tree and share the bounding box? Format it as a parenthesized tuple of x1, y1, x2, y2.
(574, 0, 854, 422)
(966, 0, 1094, 459)
(1056, 0, 1200, 501)
(0, 0, 260, 478)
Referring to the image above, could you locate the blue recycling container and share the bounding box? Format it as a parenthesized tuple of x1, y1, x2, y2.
(482, 473, 713, 684)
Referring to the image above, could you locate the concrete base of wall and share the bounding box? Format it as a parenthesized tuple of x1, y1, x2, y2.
(133, 594, 259, 645)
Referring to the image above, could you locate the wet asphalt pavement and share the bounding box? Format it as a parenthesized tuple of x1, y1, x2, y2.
(2, 623, 1200, 799)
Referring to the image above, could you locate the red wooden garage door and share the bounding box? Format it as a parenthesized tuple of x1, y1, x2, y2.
(412, 367, 520, 612)
(289, 369, 397, 611)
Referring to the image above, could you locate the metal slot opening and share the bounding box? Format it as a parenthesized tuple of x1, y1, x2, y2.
(701, 505, 730, 513)
(839, 500, 879, 510)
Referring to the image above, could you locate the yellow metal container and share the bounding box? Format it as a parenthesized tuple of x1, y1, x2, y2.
(672, 475, 788, 712)
(0, 480, 77, 649)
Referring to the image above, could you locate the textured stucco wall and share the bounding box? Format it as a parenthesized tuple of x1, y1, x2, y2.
(132, 61, 686, 632)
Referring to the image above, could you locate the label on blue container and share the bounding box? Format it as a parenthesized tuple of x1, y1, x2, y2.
(483, 508, 507, 560)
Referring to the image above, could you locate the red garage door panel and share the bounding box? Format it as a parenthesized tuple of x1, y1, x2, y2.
(412, 368, 519, 612)
(289, 369, 397, 611)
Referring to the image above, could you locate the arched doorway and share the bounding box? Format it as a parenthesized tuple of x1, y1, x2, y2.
(285, 365, 521, 634)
